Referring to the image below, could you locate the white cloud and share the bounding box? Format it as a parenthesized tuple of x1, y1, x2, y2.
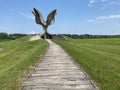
(96, 15, 120, 20)
(90, 0, 97, 4)
(88, 0, 114, 7)
(104, 1, 120, 6)
(29, 31, 36, 34)
(87, 14, 120, 23)
(88, 0, 97, 6)
(87, 19, 96, 23)
(20, 12, 34, 19)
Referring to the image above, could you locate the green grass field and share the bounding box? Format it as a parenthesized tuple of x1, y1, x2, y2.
(53, 38, 120, 90)
(0, 37, 47, 90)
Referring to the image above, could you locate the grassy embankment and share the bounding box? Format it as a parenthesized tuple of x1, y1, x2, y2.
(0, 37, 47, 90)
(53, 38, 120, 90)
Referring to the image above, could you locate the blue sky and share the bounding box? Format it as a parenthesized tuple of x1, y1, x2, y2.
(0, 0, 120, 35)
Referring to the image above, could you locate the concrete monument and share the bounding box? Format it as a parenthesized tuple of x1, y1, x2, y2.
(32, 8, 57, 39)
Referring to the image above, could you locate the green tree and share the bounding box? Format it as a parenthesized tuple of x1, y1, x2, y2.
(0, 32, 8, 39)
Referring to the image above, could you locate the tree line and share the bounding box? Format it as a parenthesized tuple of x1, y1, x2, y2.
(1, 32, 120, 40)
(0, 32, 27, 40)
(63, 34, 120, 39)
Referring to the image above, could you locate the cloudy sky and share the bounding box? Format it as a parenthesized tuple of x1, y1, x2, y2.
(0, 0, 120, 34)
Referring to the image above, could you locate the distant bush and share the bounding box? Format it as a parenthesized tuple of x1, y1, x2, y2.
(0, 32, 27, 40)
(62, 34, 120, 39)
(0, 32, 8, 39)
(8, 33, 27, 40)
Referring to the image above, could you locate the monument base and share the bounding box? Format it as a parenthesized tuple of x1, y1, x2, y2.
(52, 34, 67, 41)
(41, 34, 52, 39)
(40, 31, 52, 39)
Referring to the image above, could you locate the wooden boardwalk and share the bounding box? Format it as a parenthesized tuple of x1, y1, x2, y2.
(21, 39, 99, 90)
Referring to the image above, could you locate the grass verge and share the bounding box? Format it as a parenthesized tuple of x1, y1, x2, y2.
(0, 36, 47, 90)
(53, 38, 120, 90)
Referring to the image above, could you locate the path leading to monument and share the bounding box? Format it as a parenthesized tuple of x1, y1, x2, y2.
(21, 39, 99, 90)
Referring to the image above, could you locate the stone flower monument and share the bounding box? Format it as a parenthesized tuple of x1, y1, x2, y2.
(32, 8, 57, 39)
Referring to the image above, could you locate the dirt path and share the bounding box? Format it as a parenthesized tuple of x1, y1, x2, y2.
(21, 39, 99, 90)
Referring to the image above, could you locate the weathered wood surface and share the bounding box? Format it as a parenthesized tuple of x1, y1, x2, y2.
(21, 39, 99, 90)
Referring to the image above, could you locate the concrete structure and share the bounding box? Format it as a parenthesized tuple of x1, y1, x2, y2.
(29, 35, 40, 41)
(32, 8, 57, 39)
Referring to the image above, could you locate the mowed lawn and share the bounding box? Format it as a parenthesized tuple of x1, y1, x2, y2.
(0, 37, 47, 90)
(53, 38, 120, 90)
